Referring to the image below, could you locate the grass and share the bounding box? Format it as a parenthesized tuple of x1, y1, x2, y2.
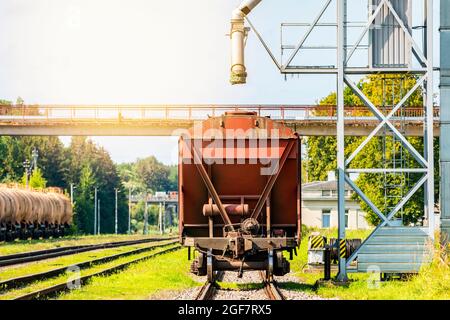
(217, 281, 264, 291)
(57, 248, 200, 300)
(0, 243, 183, 300)
(288, 228, 450, 300)
(0, 240, 176, 282)
(3, 226, 448, 300)
(0, 233, 176, 256)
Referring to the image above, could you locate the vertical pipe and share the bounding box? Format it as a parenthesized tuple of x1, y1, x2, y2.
(425, 0, 435, 238)
(440, 0, 450, 242)
(336, 0, 347, 281)
(266, 196, 271, 237)
(208, 197, 213, 237)
(208, 217, 214, 238)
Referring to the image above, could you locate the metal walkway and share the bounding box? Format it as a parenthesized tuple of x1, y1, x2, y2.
(0, 104, 440, 136)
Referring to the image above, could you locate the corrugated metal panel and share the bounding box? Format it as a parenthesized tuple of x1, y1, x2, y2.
(370, 0, 412, 68)
(358, 262, 424, 273)
(358, 253, 432, 263)
(362, 244, 428, 253)
(357, 227, 432, 273)
(376, 227, 428, 235)
(441, 0, 450, 239)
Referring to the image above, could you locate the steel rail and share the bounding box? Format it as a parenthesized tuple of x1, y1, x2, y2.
(259, 271, 285, 300)
(12, 245, 181, 300)
(194, 271, 224, 300)
(0, 240, 178, 293)
(0, 237, 177, 267)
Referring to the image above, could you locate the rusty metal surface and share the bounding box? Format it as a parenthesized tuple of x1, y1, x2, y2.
(179, 113, 300, 241)
(183, 237, 297, 250)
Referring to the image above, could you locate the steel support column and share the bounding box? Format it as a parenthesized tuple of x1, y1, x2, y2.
(440, 0, 450, 242)
(425, 0, 435, 239)
(336, 0, 347, 281)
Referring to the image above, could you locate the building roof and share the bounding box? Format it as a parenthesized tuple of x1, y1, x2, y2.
(302, 180, 352, 191)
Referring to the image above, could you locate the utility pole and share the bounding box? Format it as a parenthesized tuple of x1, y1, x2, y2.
(98, 199, 101, 234)
(94, 187, 97, 235)
(128, 187, 132, 234)
(163, 201, 165, 234)
(159, 202, 163, 234)
(70, 183, 76, 206)
(31, 147, 38, 171)
(114, 188, 119, 234)
(23, 160, 31, 188)
(143, 192, 148, 235)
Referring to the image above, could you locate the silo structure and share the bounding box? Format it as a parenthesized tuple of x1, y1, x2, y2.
(369, 0, 412, 68)
(440, 0, 450, 242)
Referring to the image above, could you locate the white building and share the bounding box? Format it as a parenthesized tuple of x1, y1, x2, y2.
(301, 172, 370, 230)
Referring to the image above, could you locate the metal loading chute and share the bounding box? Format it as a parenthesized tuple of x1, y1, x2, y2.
(230, 0, 263, 85)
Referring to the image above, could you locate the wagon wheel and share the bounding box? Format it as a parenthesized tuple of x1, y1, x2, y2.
(206, 250, 214, 283)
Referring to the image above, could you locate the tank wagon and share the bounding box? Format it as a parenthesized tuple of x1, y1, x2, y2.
(179, 111, 301, 281)
(0, 185, 73, 241)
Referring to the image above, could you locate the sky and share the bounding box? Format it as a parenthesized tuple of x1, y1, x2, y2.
(0, 0, 442, 165)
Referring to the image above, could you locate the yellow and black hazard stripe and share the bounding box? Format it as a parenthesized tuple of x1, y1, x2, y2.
(309, 235, 325, 249)
(339, 239, 347, 258)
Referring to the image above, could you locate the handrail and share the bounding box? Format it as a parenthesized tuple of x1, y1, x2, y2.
(0, 104, 440, 123)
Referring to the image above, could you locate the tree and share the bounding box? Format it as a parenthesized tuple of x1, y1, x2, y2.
(135, 156, 171, 192)
(0, 137, 26, 182)
(22, 168, 47, 189)
(65, 137, 129, 234)
(75, 163, 95, 233)
(19, 137, 66, 188)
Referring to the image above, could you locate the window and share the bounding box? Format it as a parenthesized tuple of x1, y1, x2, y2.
(322, 190, 331, 197)
(322, 209, 331, 228)
(345, 210, 349, 228)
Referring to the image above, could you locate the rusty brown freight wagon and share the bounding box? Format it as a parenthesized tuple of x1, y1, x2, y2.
(179, 111, 301, 281)
(0, 185, 73, 241)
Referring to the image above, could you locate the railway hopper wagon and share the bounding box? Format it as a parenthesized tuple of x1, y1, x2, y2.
(0, 186, 73, 241)
(179, 111, 301, 281)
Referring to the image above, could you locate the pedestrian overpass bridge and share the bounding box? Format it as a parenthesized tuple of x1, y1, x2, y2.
(0, 104, 440, 136)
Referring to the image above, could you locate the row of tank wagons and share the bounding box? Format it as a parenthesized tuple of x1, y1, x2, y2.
(0, 186, 73, 241)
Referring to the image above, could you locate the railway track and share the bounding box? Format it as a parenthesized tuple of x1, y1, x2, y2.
(194, 271, 224, 300)
(259, 271, 285, 301)
(195, 271, 285, 301)
(0, 240, 178, 293)
(10, 244, 181, 300)
(0, 237, 177, 267)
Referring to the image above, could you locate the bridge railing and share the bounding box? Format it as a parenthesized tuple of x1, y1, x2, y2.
(0, 104, 440, 122)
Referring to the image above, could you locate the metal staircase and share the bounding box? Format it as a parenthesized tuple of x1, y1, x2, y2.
(353, 226, 432, 273)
